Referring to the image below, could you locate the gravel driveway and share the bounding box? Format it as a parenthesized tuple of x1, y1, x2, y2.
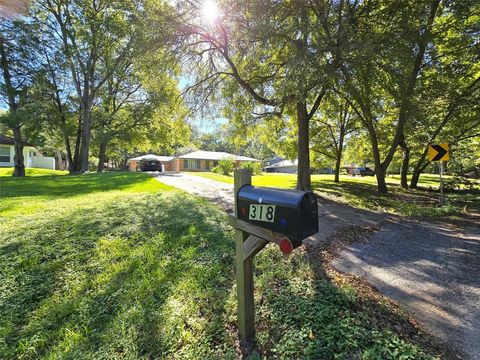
(153, 172, 236, 212)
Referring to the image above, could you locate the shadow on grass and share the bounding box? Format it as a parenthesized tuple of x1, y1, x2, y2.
(247, 241, 457, 359)
(0, 191, 236, 359)
(312, 178, 480, 216)
(0, 171, 157, 199)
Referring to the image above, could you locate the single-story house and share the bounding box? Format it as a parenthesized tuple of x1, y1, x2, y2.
(0, 135, 55, 170)
(263, 156, 334, 174)
(264, 159, 298, 173)
(128, 150, 261, 172)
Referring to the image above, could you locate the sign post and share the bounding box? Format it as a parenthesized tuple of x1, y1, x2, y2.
(427, 143, 449, 205)
(439, 161, 444, 205)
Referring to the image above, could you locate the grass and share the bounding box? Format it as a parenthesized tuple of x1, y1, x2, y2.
(0, 168, 69, 177)
(187, 172, 480, 217)
(0, 170, 444, 358)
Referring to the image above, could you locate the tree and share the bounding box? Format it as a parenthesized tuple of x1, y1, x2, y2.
(93, 58, 141, 172)
(33, 36, 79, 172)
(0, 19, 38, 176)
(403, 0, 480, 188)
(147, 0, 351, 189)
(311, 93, 357, 182)
(338, 0, 442, 193)
(36, 0, 138, 173)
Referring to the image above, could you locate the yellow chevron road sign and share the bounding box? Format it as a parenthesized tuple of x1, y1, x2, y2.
(428, 143, 449, 162)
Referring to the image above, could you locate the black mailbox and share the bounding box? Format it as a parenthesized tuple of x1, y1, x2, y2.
(236, 185, 318, 248)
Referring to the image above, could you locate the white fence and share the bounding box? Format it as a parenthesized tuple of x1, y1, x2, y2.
(32, 156, 55, 170)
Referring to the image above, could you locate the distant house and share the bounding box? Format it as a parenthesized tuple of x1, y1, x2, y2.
(264, 159, 298, 173)
(263, 157, 334, 174)
(0, 135, 55, 170)
(127, 150, 261, 172)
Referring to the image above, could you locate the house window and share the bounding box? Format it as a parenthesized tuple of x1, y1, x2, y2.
(0, 146, 10, 163)
(184, 159, 201, 169)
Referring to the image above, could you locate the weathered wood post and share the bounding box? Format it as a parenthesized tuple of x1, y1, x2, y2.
(234, 169, 255, 339)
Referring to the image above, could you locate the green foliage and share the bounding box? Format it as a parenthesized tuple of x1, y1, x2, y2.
(251, 247, 434, 359)
(212, 159, 235, 175)
(211, 166, 222, 175)
(240, 161, 262, 175)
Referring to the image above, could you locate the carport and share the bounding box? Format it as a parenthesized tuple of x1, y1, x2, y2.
(127, 154, 175, 172)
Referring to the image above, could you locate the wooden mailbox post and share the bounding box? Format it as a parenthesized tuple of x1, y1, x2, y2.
(230, 169, 319, 340)
(233, 169, 256, 339)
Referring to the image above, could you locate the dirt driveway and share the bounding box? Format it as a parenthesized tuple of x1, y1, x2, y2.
(153, 172, 480, 359)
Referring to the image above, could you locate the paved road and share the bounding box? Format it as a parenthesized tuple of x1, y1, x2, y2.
(153, 172, 480, 359)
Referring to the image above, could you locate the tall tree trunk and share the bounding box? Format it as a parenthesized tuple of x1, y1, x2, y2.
(334, 151, 342, 183)
(400, 140, 410, 189)
(72, 114, 82, 173)
(12, 125, 25, 177)
(97, 141, 107, 172)
(410, 161, 429, 189)
(334, 124, 345, 183)
(0, 36, 25, 177)
(296, 101, 311, 191)
(79, 105, 91, 173)
(58, 113, 74, 172)
(375, 166, 388, 194)
(64, 135, 74, 172)
(366, 125, 388, 193)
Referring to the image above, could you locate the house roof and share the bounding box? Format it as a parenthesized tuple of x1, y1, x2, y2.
(264, 159, 298, 169)
(178, 150, 261, 162)
(128, 154, 174, 162)
(0, 134, 36, 147)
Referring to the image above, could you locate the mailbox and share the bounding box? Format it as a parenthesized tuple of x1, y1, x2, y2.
(236, 185, 318, 248)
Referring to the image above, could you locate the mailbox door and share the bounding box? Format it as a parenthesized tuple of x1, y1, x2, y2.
(296, 192, 319, 243)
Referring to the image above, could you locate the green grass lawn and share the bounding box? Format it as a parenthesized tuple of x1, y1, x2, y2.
(187, 172, 479, 217)
(0, 170, 444, 359)
(0, 168, 69, 177)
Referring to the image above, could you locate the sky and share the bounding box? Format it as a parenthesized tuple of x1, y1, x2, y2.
(179, 76, 228, 134)
(193, 117, 228, 134)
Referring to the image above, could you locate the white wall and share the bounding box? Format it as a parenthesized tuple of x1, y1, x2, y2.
(32, 156, 55, 170)
(0, 145, 55, 169)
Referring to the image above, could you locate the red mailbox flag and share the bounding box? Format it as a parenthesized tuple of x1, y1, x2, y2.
(279, 238, 293, 255)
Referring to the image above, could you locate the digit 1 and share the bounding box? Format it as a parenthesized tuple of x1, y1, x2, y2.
(259, 205, 263, 220)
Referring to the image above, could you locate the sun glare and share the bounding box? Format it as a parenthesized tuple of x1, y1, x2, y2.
(201, 0, 219, 24)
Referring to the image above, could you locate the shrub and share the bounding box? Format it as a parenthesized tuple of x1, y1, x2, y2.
(213, 159, 235, 175)
(241, 161, 262, 175)
(211, 165, 222, 174)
